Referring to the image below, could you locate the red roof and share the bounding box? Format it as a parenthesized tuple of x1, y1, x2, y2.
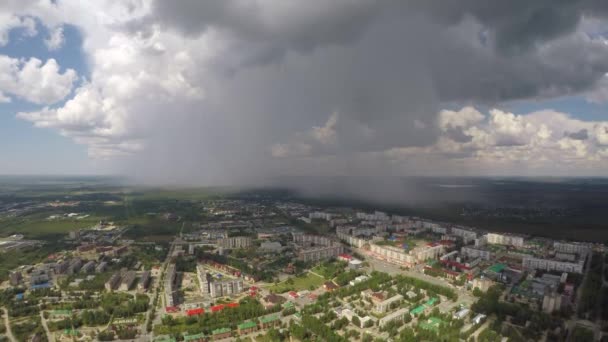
(441, 259, 471, 271)
(186, 308, 204, 316)
(288, 291, 299, 298)
(211, 305, 225, 312)
(338, 253, 353, 260)
(165, 306, 179, 313)
(226, 302, 239, 308)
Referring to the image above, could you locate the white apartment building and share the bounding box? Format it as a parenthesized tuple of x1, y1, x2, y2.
(411, 244, 446, 262)
(337, 231, 368, 248)
(218, 236, 252, 249)
(309, 211, 333, 221)
(165, 264, 176, 307)
(486, 233, 524, 247)
(297, 245, 344, 262)
(375, 294, 404, 313)
(553, 242, 592, 255)
(370, 244, 416, 266)
(379, 307, 409, 328)
(452, 227, 478, 244)
(522, 256, 585, 274)
(428, 225, 448, 234)
(356, 211, 390, 221)
(391, 215, 410, 223)
(461, 246, 493, 261)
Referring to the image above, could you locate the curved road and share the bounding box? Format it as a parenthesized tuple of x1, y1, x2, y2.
(39, 311, 54, 342)
(2, 307, 16, 342)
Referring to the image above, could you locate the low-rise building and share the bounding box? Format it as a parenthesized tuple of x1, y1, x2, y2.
(258, 314, 280, 329)
(9, 271, 22, 286)
(95, 261, 108, 273)
(237, 321, 257, 335)
(105, 272, 121, 291)
(119, 271, 136, 291)
(211, 327, 231, 340)
(138, 271, 151, 291)
(375, 294, 403, 313)
(379, 307, 409, 328)
(81, 260, 96, 273)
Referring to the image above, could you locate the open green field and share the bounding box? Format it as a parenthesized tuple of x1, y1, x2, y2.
(266, 272, 325, 293)
(0, 216, 102, 239)
(129, 187, 231, 201)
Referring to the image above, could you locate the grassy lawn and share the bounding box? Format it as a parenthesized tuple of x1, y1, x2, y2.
(311, 260, 347, 279)
(0, 216, 102, 239)
(266, 272, 325, 293)
(130, 187, 231, 201)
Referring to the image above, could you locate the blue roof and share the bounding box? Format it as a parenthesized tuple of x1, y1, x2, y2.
(31, 283, 51, 289)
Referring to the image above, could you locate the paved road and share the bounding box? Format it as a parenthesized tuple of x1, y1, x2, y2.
(140, 237, 177, 340)
(471, 319, 491, 340)
(39, 311, 54, 342)
(360, 250, 476, 306)
(1, 307, 16, 342)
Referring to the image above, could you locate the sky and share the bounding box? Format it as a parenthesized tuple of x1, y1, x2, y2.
(2, 1, 608, 184)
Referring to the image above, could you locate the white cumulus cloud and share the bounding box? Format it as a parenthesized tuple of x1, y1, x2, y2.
(0, 56, 77, 104)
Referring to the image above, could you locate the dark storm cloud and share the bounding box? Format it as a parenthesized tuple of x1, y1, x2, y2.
(144, 0, 608, 105)
(566, 129, 589, 140)
(408, 0, 608, 52)
(445, 127, 473, 143)
(117, 0, 608, 186)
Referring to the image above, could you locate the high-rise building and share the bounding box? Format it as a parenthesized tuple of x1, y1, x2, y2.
(165, 264, 177, 307)
(197, 265, 244, 298)
(522, 256, 585, 274)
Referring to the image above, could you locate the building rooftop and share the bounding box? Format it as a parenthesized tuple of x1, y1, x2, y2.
(184, 333, 206, 341)
(212, 327, 231, 335)
(259, 314, 280, 324)
(238, 321, 257, 330)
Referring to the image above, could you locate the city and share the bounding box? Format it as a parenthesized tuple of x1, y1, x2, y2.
(3, 1, 608, 341)
(0, 188, 605, 342)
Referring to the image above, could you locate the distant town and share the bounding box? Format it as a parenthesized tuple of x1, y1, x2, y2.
(0, 193, 606, 342)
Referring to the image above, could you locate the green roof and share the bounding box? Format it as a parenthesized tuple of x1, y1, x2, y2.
(212, 328, 231, 335)
(238, 321, 257, 330)
(184, 333, 206, 341)
(259, 314, 280, 324)
(425, 298, 437, 306)
(488, 263, 506, 273)
(410, 306, 425, 315)
(419, 317, 442, 331)
(429, 317, 442, 324)
(282, 301, 294, 308)
(53, 309, 72, 315)
(63, 329, 79, 336)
